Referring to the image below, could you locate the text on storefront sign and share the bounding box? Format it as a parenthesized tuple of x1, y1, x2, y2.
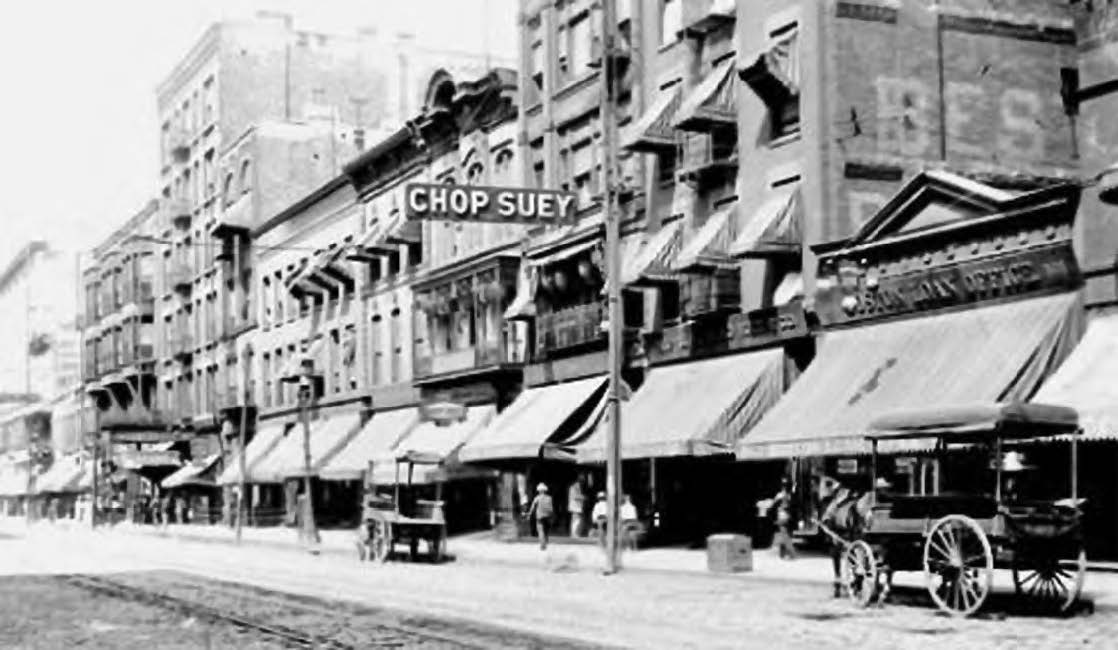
(405, 183, 578, 225)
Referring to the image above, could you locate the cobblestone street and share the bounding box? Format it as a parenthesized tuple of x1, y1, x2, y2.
(0, 522, 1112, 649)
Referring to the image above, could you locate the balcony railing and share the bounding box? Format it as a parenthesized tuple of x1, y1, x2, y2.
(678, 132, 737, 183)
(100, 406, 167, 430)
(534, 302, 605, 359)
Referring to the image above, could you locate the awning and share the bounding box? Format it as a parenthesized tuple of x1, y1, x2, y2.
(1033, 308, 1118, 440)
(0, 466, 31, 497)
(673, 203, 738, 271)
(528, 238, 601, 269)
(673, 58, 736, 132)
(319, 408, 420, 481)
(33, 454, 85, 494)
(524, 214, 604, 260)
(619, 219, 684, 286)
(294, 242, 355, 292)
(216, 421, 290, 485)
(578, 349, 785, 462)
(738, 292, 1084, 459)
(371, 405, 496, 485)
(739, 35, 799, 107)
(347, 213, 422, 262)
(253, 412, 363, 481)
(118, 447, 182, 471)
(161, 454, 221, 489)
(730, 189, 802, 258)
(459, 376, 608, 464)
(280, 337, 327, 381)
(621, 86, 682, 152)
(283, 257, 332, 297)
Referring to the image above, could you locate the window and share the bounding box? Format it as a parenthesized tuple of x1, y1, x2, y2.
(222, 173, 234, 207)
(660, 0, 681, 46)
(494, 149, 514, 183)
(239, 159, 252, 195)
(569, 15, 592, 77)
(466, 162, 484, 185)
(530, 40, 545, 91)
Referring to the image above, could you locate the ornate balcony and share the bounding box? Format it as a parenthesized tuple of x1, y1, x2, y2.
(677, 132, 737, 184)
(534, 301, 605, 360)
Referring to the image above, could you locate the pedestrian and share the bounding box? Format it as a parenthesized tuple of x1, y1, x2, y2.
(161, 493, 172, 528)
(771, 477, 796, 560)
(567, 480, 585, 538)
(620, 494, 640, 551)
(526, 483, 554, 550)
(591, 491, 608, 548)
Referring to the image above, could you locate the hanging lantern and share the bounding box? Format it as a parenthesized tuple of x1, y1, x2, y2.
(553, 269, 569, 293)
(540, 271, 556, 293)
(578, 259, 596, 283)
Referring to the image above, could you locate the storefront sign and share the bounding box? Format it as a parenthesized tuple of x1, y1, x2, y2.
(418, 401, 468, 424)
(836, 459, 860, 475)
(405, 183, 578, 225)
(822, 244, 1079, 326)
(727, 302, 810, 351)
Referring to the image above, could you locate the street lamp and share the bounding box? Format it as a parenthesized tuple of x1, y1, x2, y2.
(281, 352, 320, 552)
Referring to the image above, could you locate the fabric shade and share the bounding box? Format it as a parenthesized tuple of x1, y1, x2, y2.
(0, 466, 30, 496)
(459, 376, 607, 464)
(216, 421, 290, 485)
(621, 86, 682, 152)
(730, 189, 802, 258)
(739, 292, 1083, 459)
(319, 408, 420, 481)
(1033, 308, 1118, 440)
(254, 412, 363, 481)
(673, 203, 737, 271)
(673, 58, 736, 131)
(618, 219, 684, 285)
(578, 349, 785, 462)
(371, 405, 496, 485)
(161, 454, 221, 489)
(33, 454, 85, 494)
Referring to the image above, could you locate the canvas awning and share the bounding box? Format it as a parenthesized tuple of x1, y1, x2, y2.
(1032, 307, 1118, 440)
(370, 405, 496, 485)
(0, 466, 30, 497)
(319, 408, 420, 481)
(578, 349, 785, 462)
(347, 213, 422, 262)
(672, 58, 736, 132)
(673, 203, 738, 270)
(739, 35, 800, 107)
(524, 214, 604, 261)
(33, 454, 85, 494)
(459, 376, 608, 465)
(738, 292, 1083, 459)
(621, 86, 682, 152)
(618, 219, 684, 286)
(253, 412, 363, 481)
(283, 257, 332, 297)
(730, 189, 802, 258)
(503, 264, 539, 321)
(216, 421, 290, 485)
(161, 454, 221, 489)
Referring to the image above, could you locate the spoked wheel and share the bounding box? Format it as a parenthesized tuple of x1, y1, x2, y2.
(923, 515, 994, 617)
(841, 540, 880, 607)
(371, 521, 391, 563)
(1012, 548, 1086, 613)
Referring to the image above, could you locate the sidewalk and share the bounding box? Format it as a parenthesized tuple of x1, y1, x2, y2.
(6, 515, 1118, 609)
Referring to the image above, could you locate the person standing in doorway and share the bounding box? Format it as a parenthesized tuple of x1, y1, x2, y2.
(567, 480, 585, 538)
(771, 477, 796, 560)
(591, 491, 608, 548)
(526, 483, 554, 550)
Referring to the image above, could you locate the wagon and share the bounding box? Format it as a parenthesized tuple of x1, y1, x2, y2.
(355, 450, 448, 563)
(839, 402, 1086, 617)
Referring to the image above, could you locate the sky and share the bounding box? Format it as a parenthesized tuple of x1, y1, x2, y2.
(0, 0, 517, 264)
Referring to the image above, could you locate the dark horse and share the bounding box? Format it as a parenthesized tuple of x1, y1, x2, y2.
(815, 476, 874, 597)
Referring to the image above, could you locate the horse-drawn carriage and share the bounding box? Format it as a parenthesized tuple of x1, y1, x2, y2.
(356, 451, 448, 563)
(829, 402, 1085, 617)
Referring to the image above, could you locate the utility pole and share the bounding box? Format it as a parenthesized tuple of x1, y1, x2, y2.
(234, 233, 248, 545)
(599, 0, 623, 575)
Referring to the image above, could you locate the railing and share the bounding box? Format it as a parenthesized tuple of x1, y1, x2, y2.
(100, 407, 167, 429)
(534, 301, 605, 359)
(413, 338, 514, 379)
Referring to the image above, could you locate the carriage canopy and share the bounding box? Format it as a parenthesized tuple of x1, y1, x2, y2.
(866, 402, 1079, 442)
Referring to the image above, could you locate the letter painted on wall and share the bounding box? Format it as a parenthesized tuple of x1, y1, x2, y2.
(875, 77, 931, 157)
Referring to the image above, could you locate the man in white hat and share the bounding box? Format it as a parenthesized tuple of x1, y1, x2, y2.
(526, 483, 554, 550)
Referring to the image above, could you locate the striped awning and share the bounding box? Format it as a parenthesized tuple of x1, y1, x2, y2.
(371, 405, 496, 485)
(739, 292, 1084, 459)
(216, 421, 290, 485)
(1033, 307, 1118, 441)
(730, 189, 802, 258)
(672, 58, 736, 132)
(621, 85, 682, 152)
(618, 219, 684, 286)
(673, 203, 738, 271)
(319, 408, 420, 481)
(161, 454, 221, 489)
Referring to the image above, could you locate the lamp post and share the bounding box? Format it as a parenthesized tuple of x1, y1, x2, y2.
(282, 353, 319, 551)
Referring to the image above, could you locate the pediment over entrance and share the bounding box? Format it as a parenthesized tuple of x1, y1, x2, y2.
(849, 170, 1017, 247)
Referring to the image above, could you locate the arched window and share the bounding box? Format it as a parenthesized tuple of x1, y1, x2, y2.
(239, 159, 252, 195)
(222, 172, 234, 207)
(494, 149, 514, 183)
(466, 162, 484, 186)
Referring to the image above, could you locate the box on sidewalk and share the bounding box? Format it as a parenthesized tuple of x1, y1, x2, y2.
(706, 534, 752, 573)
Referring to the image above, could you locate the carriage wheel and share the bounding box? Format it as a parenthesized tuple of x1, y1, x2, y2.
(923, 515, 994, 617)
(840, 540, 879, 607)
(1012, 548, 1086, 613)
(371, 521, 391, 563)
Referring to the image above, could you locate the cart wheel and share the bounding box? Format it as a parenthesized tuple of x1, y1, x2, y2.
(371, 521, 390, 563)
(1012, 547, 1086, 614)
(923, 515, 993, 617)
(841, 540, 879, 607)
(428, 530, 446, 563)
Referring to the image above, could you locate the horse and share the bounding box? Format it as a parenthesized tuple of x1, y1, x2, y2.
(815, 476, 875, 598)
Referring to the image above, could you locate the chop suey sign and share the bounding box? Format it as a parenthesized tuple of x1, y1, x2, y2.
(405, 183, 578, 225)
